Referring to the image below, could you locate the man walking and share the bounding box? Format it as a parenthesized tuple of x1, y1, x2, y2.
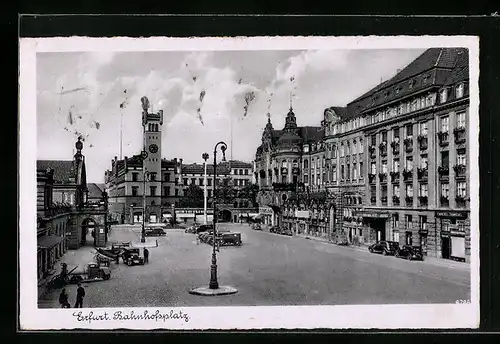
(74, 283, 85, 308)
(59, 288, 70, 308)
(143, 248, 149, 264)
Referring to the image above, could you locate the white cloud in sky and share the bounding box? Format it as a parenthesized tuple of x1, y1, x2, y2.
(37, 49, 425, 182)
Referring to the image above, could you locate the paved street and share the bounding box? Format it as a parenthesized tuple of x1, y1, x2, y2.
(39, 223, 470, 308)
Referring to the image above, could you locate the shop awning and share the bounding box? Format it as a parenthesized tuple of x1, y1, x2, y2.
(176, 213, 196, 218)
(37, 235, 64, 249)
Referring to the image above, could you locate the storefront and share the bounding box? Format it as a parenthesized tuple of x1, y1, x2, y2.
(259, 206, 275, 226)
(436, 210, 469, 262)
(356, 211, 390, 244)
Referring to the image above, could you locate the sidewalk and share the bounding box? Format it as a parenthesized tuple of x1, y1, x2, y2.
(263, 229, 470, 271)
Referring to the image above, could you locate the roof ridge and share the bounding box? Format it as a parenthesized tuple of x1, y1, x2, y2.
(434, 48, 444, 67)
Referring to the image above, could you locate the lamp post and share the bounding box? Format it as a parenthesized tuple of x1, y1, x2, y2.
(141, 169, 150, 243)
(189, 141, 237, 296)
(202, 152, 209, 225)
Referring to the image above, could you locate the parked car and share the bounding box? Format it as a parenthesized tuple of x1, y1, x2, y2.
(395, 245, 424, 261)
(122, 248, 145, 266)
(281, 228, 293, 236)
(269, 226, 279, 233)
(368, 241, 400, 256)
(196, 224, 214, 233)
(185, 225, 200, 234)
(145, 227, 166, 236)
(252, 223, 262, 230)
(219, 231, 242, 246)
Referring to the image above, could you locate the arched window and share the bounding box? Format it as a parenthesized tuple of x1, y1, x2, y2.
(304, 159, 309, 169)
(293, 160, 298, 168)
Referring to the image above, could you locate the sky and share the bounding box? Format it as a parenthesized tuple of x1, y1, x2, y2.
(36, 49, 426, 183)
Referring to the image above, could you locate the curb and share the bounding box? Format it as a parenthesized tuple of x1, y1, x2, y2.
(189, 286, 238, 296)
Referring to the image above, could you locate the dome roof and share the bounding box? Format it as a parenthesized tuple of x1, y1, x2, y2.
(277, 131, 303, 148)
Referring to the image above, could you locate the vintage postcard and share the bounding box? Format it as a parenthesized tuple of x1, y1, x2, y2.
(19, 35, 480, 330)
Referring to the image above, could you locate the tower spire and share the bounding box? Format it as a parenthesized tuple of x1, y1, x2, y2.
(289, 90, 293, 111)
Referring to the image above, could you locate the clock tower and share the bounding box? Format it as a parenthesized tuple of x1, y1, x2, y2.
(141, 96, 163, 222)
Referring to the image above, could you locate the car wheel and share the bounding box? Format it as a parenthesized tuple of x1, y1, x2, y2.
(369, 247, 373, 253)
(127, 260, 132, 266)
(382, 250, 387, 256)
(407, 255, 412, 261)
(395, 252, 399, 258)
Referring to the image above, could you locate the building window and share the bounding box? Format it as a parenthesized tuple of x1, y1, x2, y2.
(150, 186, 157, 196)
(353, 163, 357, 179)
(304, 174, 309, 184)
(370, 185, 376, 204)
(359, 162, 363, 178)
(440, 89, 448, 103)
(332, 167, 337, 182)
(406, 184, 413, 197)
(207, 179, 212, 186)
(393, 127, 400, 141)
(441, 183, 449, 198)
(199, 178, 204, 186)
(406, 214, 413, 229)
(405, 231, 413, 245)
(419, 183, 428, 197)
(457, 149, 466, 165)
(149, 172, 156, 181)
(164, 173, 170, 182)
(441, 116, 449, 132)
(346, 164, 350, 179)
(370, 162, 376, 175)
(393, 184, 400, 197)
(393, 213, 400, 228)
(380, 161, 387, 174)
(417, 216, 426, 230)
(409, 80, 414, 89)
(419, 121, 428, 136)
(405, 156, 413, 170)
(183, 178, 188, 186)
(421, 155, 428, 169)
(341, 165, 345, 180)
(457, 181, 467, 197)
(393, 159, 400, 172)
(346, 143, 350, 156)
(371, 135, 377, 146)
(359, 139, 364, 153)
(190, 178, 195, 185)
(132, 173, 139, 182)
(316, 159, 320, 168)
(457, 111, 466, 128)
(456, 83, 465, 99)
(163, 186, 170, 196)
(405, 124, 413, 138)
(352, 140, 357, 154)
(340, 144, 345, 157)
(175, 189, 179, 196)
(132, 186, 138, 196)
(381, 185, 388, 199)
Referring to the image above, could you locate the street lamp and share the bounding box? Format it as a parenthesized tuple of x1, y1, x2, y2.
(141, 169, 150, 243)
(189, 142, 237, 296)
(202, 152, 209, 225)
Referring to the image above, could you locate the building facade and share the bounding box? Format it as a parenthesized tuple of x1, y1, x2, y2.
(254, 48, 471, 262)
(105, 97, 255, 224)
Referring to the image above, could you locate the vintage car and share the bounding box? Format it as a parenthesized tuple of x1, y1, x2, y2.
(251, 223, 262, 230)
(145, 227, 166, 236)
(185, 225, 200, 234)
(368, 240, 400, 256)
(395, 245, 424, 261)
(269, 226, 280, 233)
(218, 231, 242, 246)
(281, 228, 293, 236)
(196, 224, 214, 233)
(122, 248, 145, 266)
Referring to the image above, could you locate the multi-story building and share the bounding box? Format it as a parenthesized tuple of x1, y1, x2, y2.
(105, 98, 255, 224)
(254, 48, 471, 262)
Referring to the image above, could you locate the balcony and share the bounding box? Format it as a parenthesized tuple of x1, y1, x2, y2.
(392, 196, 400, 205)
(390, 141, 400, 155)
(402, 169, 413, 182)
(378, 172, 388, 183)
(437, 131, 449, 146)
(418, 196, 428, 207)
(390, 171, 400, 183)
(440, 196, 450, 207)
(405, 195, 413, 206)
(403, 138, 413, 153)
(381, 196, 388, 205)
(417, 167, 428, 180)
(417, 135, 428, 150)
(368, 145, 376, 158)
(453, 164, 466, 179)
(368, 173, 376, 184)
(455, 195, 467, 208)
(379, 142, 388, 157)
(438, 166, 450, 179)
(454, 127, 466, 144)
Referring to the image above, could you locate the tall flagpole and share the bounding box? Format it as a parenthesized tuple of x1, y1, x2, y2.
(120, 110, 123, 160)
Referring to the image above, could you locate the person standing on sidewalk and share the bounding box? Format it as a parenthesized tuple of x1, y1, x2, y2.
(143, 248, 149, 263)
(74, 283, 85, 308)
(59, 288, 70, 308)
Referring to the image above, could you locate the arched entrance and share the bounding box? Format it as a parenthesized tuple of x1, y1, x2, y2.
(81, 218, 97, 246)
(219, 209, 232, 222)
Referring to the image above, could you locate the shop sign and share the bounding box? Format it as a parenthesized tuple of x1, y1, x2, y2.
(259, 207, 274, 215)
(450, 229, 466, 237)
(356, 211, 390, 219)
(418, 229, 428, 235)
(436, 211, 468, 219)
(295, 210, 310, 218)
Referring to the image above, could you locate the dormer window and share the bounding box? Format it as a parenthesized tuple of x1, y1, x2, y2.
(409, 80, 414, 90)
(440, 89, 448, 103)
(456, 83, 465, 99)
(396, 87, 401, 95)
(423, 75, 428, 85)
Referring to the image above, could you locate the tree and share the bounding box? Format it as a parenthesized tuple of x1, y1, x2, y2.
(214, 176, 236, 205)
(240, 183, 260, 207)
(178, 184, 204, 208)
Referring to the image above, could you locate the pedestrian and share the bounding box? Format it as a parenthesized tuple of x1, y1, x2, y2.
(74, 283, 85, 308)
(143, 248, 149, 263)
(59, 288, 70, 308)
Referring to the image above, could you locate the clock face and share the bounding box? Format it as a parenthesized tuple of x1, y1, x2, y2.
(149, 144, 158, 153)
